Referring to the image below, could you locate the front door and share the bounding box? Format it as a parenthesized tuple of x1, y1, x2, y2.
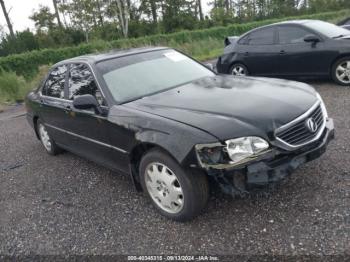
(276, 25, 334, 76)
(63, 63, 128, 172)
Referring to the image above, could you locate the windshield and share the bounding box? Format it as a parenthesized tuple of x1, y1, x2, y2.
(305, 21, 350, 38)
(96, 49, 215, 103)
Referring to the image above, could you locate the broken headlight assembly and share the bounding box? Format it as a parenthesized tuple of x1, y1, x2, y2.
(195, 137, 269, 169)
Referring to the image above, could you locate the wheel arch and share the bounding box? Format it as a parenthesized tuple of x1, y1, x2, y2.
(128, 142, 180, 191)
(330, 54, 350, 75)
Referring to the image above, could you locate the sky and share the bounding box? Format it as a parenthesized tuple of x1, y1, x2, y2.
(0, 0, 211, 34)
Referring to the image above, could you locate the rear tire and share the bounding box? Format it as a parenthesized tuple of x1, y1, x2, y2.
(36, 119, 62, 155)
(139, 148, 209, 221)
(332, 57, 350, 86)
(230, 63, 249, 76)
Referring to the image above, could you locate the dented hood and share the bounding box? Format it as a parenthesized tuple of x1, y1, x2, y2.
(125, 75, 318, 141)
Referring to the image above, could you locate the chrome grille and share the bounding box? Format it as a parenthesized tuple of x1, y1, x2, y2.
(276, 104, 325, 147)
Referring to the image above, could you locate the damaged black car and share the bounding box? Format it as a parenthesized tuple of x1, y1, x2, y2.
(25, 47, 334, 221)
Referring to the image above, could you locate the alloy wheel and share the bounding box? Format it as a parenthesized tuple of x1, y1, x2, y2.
(336, 61, 350, 85)
(145, 162, 184, 214)
(38, 124, 52, 152)
(231, 65, 247, 76)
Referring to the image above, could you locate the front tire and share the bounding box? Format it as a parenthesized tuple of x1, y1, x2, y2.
(37, 119, 62, 155)
(139, 148, 209, 221)
(332, 57, 350, 86)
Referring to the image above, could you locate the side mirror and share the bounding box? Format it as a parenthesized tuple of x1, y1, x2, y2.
(73, 94, 102, 114)
(304, 34, 320, 43)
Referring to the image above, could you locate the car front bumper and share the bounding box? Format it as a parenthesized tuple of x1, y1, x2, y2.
(208, 118, 335, 196)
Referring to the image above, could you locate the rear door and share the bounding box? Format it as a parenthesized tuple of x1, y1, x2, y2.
(276, 25, 333, 76)
(241, 26, 280, 75)
(39, 64, 72, 146)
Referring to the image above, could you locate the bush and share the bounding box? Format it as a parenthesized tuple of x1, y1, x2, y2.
(0, 70, 26, 103)
(0, 9, 349, 79)
(0, 65, 49, 104)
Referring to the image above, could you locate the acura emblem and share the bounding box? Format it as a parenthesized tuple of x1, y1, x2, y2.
(306, 118, 318, 133)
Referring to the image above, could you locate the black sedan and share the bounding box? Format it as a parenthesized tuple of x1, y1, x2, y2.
(216, 20, 350, 86)
(26, 47, 334, 221)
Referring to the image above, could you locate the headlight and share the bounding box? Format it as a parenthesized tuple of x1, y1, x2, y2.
(225, 137, 269, 163)
(195, 137, 269, 168)
(316, 92, 328, 118)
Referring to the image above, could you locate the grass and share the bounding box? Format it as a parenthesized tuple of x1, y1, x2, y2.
(0, 12, 349, 107)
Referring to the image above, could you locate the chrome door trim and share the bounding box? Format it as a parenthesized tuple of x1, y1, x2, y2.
(45, 123, 127, 154)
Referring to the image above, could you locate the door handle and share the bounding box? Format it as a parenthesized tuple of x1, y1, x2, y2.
(280, 50, 286, 55)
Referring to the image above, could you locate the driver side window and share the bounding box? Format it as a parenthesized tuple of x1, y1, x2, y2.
(278, 26, 310, 44)
(68, 63, 106, 106)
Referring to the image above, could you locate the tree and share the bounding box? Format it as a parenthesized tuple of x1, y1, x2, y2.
(30, 6, 56, 31)
(0, 0, 14, 37)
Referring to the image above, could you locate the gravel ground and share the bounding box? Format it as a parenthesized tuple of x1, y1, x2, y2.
(0, 80, 349, 258)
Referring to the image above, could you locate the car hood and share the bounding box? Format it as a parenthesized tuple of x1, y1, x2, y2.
(125, 75, 318, 141)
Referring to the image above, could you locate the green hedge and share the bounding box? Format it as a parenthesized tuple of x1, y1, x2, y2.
(0, 9, 349, 78)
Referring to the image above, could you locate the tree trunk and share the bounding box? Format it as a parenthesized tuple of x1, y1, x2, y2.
(115, 0, 129, 38)
(225, 0, 230, 14)
(0, 0, 14, 37)
(150, 0, 158, 23)
(197, 0, 203, 21)
(52, 0, 63, 28)
(96, 0, 104, 26)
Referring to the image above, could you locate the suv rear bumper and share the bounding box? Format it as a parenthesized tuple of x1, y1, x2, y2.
(210, 118, 335, 196)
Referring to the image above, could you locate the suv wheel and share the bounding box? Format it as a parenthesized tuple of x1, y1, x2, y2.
(37, 120, 62, 155)
(332, 57, 350, 86)
(139, 148, 209, 221)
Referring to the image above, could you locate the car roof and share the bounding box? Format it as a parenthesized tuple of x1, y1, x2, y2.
(276, 19, 318, 25)
(54, 46, 170, 67)
(240, 19, 322, 38)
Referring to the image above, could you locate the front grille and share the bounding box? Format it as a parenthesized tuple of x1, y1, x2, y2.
(276, 104, 324, 146)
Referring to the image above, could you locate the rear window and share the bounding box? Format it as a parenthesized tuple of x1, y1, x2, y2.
(247, 27, 275, 45)
(42, 65, 67, 99)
